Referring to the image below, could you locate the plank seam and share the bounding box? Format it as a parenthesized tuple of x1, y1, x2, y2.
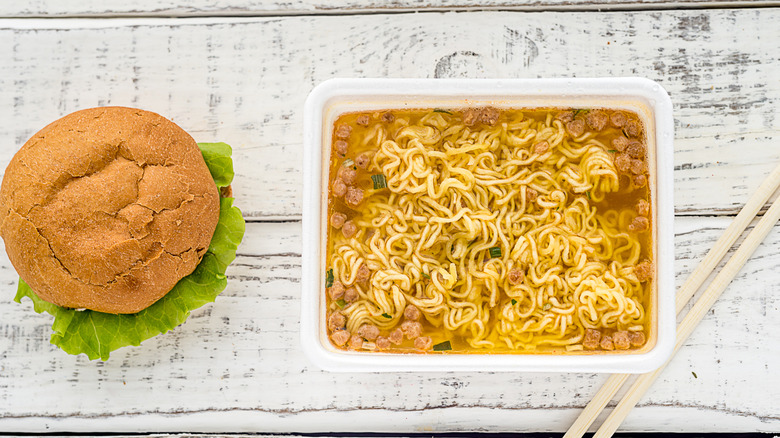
(0, 2, 779, 20)
(0, 402, 777, 422)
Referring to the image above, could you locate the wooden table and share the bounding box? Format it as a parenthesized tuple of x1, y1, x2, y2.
(0, 0, 778, 434)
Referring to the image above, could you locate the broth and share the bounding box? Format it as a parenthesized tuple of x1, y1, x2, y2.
(324, 107, 653, 354)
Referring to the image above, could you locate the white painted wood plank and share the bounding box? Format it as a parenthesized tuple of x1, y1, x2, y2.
(0, 218, 778, 432)
(0, 0, 776, 18)
(0, 406, 777, 433)
(0, 10, 778, 219)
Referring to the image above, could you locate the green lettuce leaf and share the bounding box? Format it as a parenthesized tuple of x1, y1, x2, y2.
(198, 142, 234, 188)
(13, 143, 245, 361)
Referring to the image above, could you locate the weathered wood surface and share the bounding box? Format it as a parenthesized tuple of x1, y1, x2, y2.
(1, 0, 777, 17)
(1, 8, 779, 434)
(0, 218, 778, 433)
(1, 10, 779, 219)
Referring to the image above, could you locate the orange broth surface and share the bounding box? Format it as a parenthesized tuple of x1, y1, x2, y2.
(324, 107, 653, 354)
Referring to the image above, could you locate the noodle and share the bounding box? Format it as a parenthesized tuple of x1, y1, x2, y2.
(325, 108, 653, 353)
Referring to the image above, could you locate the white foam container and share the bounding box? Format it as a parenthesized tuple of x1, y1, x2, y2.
(302, 78, 675, 373)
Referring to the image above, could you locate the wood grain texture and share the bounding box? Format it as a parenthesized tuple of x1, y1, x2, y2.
(1, 10, 779, 433)
(1, 0, 777, 17)
(0, 218, 778, 433)
(0, 10, 779, 219)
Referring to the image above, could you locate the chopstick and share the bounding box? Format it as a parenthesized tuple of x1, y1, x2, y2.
(672, 160, 780, 314)
(564, 161, 780, 438)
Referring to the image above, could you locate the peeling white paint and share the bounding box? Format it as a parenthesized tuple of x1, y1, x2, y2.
(0, 9, 778, 434)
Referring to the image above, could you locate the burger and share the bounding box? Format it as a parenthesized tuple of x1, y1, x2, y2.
(0, 107, 245, 360)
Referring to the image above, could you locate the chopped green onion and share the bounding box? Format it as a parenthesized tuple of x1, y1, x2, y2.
(608, 149, 617, 153)
(381, 312, 392, 319)
(573, 109, 589, 117)
(543, 303, 552, 311)
(489, 246, 502, 258)
(433, 340, 452, 351)
(342, 158, 354, 168)
(422, 272, 431, 280)
(433, 108, 453, 115)
(325, 269, 334, 288)
(336, 299, 347, 309)
(586, 191, 591, 200)
(371, 174, 387, 190)
(511, 299, 518, 306)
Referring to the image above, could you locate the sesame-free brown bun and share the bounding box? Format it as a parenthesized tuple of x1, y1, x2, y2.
(0, 107, 220, 314)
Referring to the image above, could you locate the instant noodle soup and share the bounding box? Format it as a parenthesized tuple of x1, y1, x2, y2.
(324, 107, 653, 354)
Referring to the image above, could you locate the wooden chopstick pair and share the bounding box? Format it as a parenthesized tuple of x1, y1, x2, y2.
(564, 161, 780, 438)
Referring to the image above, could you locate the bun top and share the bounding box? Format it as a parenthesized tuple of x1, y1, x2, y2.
(0, 107, 220, 314)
